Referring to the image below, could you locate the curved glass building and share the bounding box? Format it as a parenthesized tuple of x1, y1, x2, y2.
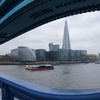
(11, 49, 19, 61)
(18, 46, 36, 62)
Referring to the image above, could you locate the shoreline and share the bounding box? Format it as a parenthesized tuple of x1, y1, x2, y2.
(0, 61, 84, 65)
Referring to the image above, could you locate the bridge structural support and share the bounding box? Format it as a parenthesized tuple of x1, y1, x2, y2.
(1, 0, 100, 44)
(0, 73, 100, 100)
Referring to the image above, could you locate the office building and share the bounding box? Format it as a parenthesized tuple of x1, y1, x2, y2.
(48, 51, 58, 61)
(49, 42, 59, 51)
(36, 49, 46, 61)
(75, 50, 82, 61)
(57, 49, 69, 61)
(53, 44, 59, 51)
(69, 50, 76, 61)
(81, 50, 87, 54)
(49, 42, 54, 51)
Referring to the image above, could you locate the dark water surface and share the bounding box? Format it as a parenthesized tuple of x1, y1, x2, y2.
(0, 63, 100, 89)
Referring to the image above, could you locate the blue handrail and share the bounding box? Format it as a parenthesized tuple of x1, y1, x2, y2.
(0, 73, 100, 100)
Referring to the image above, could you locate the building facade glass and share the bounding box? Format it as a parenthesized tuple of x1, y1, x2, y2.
(18, 46, 36, 62)
(11, 49, 19, 61)
(57, 49, 69, 61)
(36, 49, 46, 61)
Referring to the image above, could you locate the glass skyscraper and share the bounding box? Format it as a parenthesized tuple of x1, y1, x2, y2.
(62, 20, 71, 50)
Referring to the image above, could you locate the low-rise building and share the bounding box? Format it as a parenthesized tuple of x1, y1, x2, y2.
(86, 54, 97, 62)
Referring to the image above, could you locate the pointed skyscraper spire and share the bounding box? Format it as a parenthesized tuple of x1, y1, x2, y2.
(62, 20, 71, 50)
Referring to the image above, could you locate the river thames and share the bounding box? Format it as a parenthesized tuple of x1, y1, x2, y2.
(0, 63, 100, 89)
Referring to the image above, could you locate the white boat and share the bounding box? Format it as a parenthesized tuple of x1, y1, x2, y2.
(95, 62, 100, 64)
(95, 60, 100, 64)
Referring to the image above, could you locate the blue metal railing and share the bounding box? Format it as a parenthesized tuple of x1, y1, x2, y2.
(0, 73, 100, 100)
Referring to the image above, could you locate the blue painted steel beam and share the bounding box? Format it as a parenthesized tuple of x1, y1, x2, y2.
(0, 0, 100, 44)
(0, 73, 100, 100)
(0, 0, 6, 6)
(0, 0, 24, 19)
(0, 0, 34, 23)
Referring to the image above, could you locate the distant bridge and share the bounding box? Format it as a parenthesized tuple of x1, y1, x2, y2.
(0, 0, 100, 44)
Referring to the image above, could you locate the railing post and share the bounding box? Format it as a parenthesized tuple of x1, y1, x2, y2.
(1, 83, 14, 100)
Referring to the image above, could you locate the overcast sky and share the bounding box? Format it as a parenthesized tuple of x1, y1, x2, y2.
(0, 11, 100, 55)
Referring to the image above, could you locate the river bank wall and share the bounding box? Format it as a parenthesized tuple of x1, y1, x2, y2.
(0, 61, 83, 65)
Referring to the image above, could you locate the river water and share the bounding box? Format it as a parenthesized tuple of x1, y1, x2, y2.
(0, 63, 100, 89)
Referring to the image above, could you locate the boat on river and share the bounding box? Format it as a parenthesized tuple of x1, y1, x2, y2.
(95, 61, 100, 64)
(25, 65, 54, 71)
(25, 65, 33, 70)
(51, 62, 60, 66)
(95, 60, 100, 64)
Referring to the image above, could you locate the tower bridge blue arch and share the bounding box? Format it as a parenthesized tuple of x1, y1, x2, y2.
(0, 0, 100, 44)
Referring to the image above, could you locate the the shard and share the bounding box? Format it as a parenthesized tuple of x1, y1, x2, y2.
(62, 20, 71, 50)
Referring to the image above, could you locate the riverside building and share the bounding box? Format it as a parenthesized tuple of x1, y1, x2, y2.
(36, 49, 47, 61)
(18, 46, 36, 62)
(49, 42, 59, 51)
(11, 49, 19, 61)
(9, 20, 87, 62)
(57, 49, 69, 61)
